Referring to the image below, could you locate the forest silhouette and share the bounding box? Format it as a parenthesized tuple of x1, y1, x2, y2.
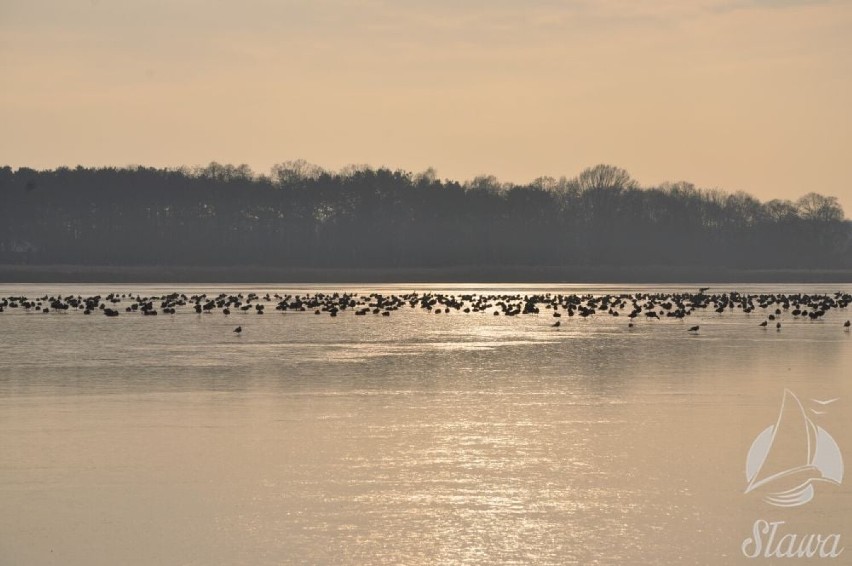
(1, 162, 849, 274)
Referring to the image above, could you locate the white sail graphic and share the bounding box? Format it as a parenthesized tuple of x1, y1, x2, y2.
(745, 389, 843, 507)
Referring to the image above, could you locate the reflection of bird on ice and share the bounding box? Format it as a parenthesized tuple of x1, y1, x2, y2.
(745, 390, 843, 507)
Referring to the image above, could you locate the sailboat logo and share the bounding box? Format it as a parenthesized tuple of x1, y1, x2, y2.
(745, 389, 844, 507)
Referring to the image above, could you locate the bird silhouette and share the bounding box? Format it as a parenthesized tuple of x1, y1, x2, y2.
(234, 326, 242, 334)
(551, 320, 561, 328)
(759, 320, 768, 327)
(688, 325, 699, 332)
(844, 320, 850, 329)
(776, 322, 781, 331)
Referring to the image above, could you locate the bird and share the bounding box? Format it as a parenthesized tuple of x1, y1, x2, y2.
(551, 320, 561, 328)
(628, 322, 634, 328)
(233, 326, 242, 334)
(759, 320, 768, 327)
(776, 322, 781, 331)
(688, 325, 699, 333)
(844, 320, 850, 329)
(698, 287, 710, 294)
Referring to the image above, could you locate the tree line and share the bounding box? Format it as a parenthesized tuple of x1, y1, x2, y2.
(1, 162, 849, 270)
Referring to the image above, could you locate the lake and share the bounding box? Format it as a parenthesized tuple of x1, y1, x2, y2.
(1, 283, 850, 565)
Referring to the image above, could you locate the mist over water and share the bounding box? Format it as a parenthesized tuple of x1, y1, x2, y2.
(1, 284, 850, 565)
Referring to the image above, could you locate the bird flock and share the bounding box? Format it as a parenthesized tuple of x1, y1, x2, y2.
(1, 290, 850, 333)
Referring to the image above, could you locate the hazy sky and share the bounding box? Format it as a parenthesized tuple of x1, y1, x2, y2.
(2, 0, 850, 207)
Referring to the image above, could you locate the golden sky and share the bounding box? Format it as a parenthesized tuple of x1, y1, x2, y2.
(1, 0, 850, 207)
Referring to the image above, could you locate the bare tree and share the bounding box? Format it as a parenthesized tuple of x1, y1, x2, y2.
(271, 160, 325, 185)
(573, 164, 637, 192)
(797, 192, 844, 222)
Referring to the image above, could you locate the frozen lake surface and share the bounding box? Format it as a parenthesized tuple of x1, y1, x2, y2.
(1, 283, 850, 565)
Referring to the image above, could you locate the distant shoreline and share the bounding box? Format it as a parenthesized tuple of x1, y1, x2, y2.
(1, 264, 851, 284)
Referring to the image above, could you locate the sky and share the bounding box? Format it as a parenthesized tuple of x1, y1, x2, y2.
(1, 0, 850, 208)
